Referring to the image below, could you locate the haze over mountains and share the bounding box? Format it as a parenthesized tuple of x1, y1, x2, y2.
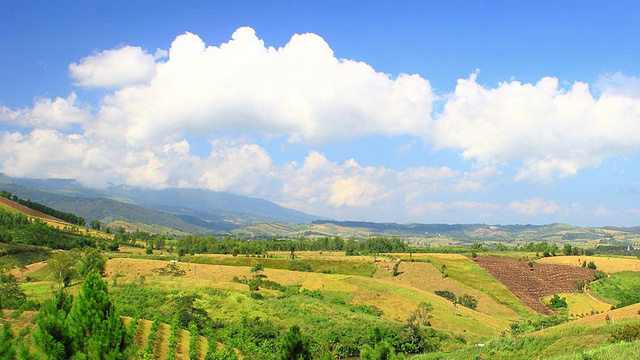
(0, 174, 324, 234)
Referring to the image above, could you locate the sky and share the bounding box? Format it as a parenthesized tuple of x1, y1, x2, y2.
(1, 1, 640, 226)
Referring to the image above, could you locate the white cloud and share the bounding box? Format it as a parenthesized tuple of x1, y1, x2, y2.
(69, 46, 163, 88)
(433, 72, 640, 183)
(509, 198, 562, 215)
(95, 27, 433, 148)
(0, 93, 91, 129)
(0, 129, 85, 179)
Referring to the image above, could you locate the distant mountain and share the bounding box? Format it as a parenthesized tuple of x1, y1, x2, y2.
(0, 174, 325, 234)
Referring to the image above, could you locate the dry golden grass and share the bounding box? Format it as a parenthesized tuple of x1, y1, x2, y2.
(542, 292, 611, 317)
(389, 261, 520, 320)
(538, 255, 640, 273)
(105, 257, 514, 337)
(552, 302, 640, 328)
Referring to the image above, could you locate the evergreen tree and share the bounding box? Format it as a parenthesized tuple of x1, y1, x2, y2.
(279, 325, 311, 360)
(66, 271, 129, 359)
(77, 249, 106, 278)
(0, 271, 26, 310)
(0, 323, 16, 360)
(33, 291, 74, 360)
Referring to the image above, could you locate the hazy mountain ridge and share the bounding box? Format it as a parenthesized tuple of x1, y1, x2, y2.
(0, 174, 325, 234)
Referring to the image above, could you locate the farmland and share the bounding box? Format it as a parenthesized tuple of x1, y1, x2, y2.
(1, 197, 640, 359)
(474, 256, 597, 314)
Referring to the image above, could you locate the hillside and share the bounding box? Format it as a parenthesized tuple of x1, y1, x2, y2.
(1, 195, 639, 359)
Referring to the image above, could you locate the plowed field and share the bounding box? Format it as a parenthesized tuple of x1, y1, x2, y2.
(475, 256, 596, 314)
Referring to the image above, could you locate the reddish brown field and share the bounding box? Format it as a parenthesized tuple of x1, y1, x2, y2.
(475, 256, 596, 314)
(0, 196, 59, 220)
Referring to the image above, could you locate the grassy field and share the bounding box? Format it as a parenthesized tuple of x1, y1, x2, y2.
(588, 271, 640, 307)
(538, 255, 640, 273)
(541, 292, 611, 318)
(396, 253, 532, 317)
(5, 249, 640, 359)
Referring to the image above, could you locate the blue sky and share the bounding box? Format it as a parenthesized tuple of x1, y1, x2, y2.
(2, 1, 640, 226)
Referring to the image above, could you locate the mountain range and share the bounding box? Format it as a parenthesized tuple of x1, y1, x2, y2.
(0, 174, 324, 235)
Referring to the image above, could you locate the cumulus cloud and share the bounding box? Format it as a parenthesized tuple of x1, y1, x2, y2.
(433, 72, 640, 183)
(69, 46, 164, 88)
(0, 93, 91, 129)
(509, 198, 562, 215)
(97, 27, 433, 147)
(0, 129, 85, 179)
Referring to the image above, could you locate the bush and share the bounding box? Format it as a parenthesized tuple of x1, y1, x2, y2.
(300, 289, 323, 300)
(458, 294, 478, 310)
(548, 294, 568, 310)
(610, 324, 640, 343)
(435, 290, 456, 302)
(288, 262, 312, 272)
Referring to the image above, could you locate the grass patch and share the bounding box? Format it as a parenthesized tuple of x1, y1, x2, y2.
(542, 292, 611, 317)
(399, 254, 531, 317)
(589, 271, 640, 308)
(187, 254, 377, 277)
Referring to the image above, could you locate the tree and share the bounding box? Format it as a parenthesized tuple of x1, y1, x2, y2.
(33, 291, 74, 360)
(49, 251, 77, 289)
(90, 220, 101, 231)
(0, 323, 16, 360)
(67, 271, 129, 358)
(279, 325, 311, 360)
(0, 271, 26, 310)
(77, 248, 106, 278)
(548, 294, 568, 309)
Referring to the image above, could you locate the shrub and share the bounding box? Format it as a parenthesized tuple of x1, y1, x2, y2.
(300, 289, 323, 300)
(435, 290, 457, 303)
(458, 294, 478, 310)
(548, 294, 568, 309)
(610, 324, 640, 343)
(288, 262, 312, 272)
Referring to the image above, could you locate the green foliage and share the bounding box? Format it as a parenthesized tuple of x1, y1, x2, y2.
(457, 294, 478, 310)
(250, 263, 264, 273)
(167, 317, 179, 360)
(548, 294, 568, 310)
(587, 261, 597, 270)
(188, 322, 199, 360)
(610, 324, 640, 343)
(66, 271, 130, 358)
(33, 291, 74, 359)
(509, 314, 569, 334)
(300, 289, 323, 300)
(278, 325, 311, 360)
(48, 251, 77, 289)
(151, 263, 186, 277)
(0, 207, 96, 250)
(392, 260, 401, 277)
(1, 191, 86, 226)
(589, 271, 640, 308)
(90, 220, 101, 231)
(0, 271, 26, 310)
(145, 320, 159, 356)
(434, 290, 456, 303)
(288, 262, 312, 272)
(76, 248, 106, 278)
(0, 322, 16, 360)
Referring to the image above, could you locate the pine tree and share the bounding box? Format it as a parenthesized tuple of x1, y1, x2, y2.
(0, 323, 16, 360)
(66, 271, 129, 359)
(33, 291, 74, 360)
(279, 325, 311, 360)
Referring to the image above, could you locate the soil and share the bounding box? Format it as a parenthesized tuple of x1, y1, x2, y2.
(475, 256, 596, 314)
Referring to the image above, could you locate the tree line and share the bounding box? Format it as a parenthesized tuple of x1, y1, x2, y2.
(1, 190, 86, 226)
